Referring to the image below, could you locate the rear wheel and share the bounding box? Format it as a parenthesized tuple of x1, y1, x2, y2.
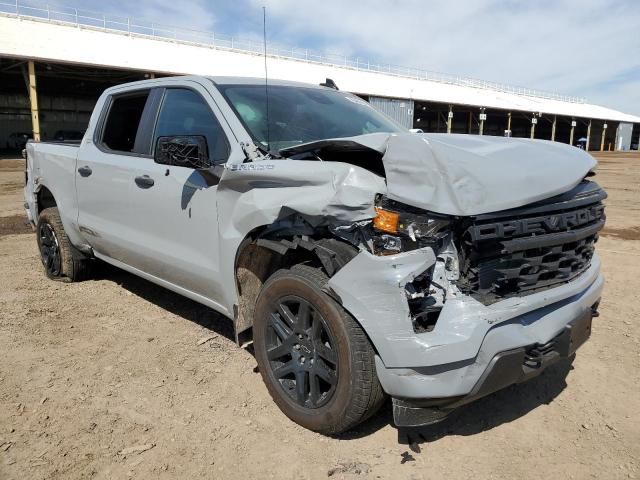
(253, 264, 385, 434)
(36, 207, 90, 282)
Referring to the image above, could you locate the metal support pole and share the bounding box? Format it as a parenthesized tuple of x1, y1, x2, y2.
(479, 108, 485, 136)
(570, 120, 575, 145)
(586, 120, 592, 151)
(27, 61, 41, 142)
(149, 72, 155, 79)
(507, 112, 511, 136)
(447, 105, 453, 134)
(551, 115, 557, 141)
(530, 117, 536, 139)
(600, 123, 607, 151)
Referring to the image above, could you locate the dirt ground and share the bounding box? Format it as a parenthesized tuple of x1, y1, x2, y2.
(0, 152, 639, 480)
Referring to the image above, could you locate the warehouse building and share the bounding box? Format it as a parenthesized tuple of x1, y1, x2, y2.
(1, 2, 639, 153)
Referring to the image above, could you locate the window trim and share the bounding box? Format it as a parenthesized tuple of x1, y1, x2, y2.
(151, 86, 231, 166)
(94, 88, 157, 158)
(132, 88, 163, 155)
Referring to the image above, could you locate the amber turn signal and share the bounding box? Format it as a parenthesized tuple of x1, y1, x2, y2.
(373, 207, 400, 233)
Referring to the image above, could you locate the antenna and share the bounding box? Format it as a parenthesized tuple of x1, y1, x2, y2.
(262, 6, 270, 152)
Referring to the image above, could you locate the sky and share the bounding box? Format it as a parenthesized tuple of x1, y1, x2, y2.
(46, 0, 640, 115)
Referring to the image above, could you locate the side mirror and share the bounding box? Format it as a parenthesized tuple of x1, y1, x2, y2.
(154, 135, 211, 170)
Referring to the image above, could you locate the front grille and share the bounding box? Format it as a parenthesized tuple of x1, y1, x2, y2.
(458, 180, 606, 305)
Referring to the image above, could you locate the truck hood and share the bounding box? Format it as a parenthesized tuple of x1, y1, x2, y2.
(285, 132, 596, 217)
(382, 133, 597, 215)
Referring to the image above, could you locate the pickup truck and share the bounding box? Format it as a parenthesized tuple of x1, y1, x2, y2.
(24, 76, 606, 434)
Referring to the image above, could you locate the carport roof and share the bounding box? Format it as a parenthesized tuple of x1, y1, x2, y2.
(0, 12, 638, 124)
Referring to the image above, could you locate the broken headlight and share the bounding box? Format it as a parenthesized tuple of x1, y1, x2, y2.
(371, 196, 451, 254)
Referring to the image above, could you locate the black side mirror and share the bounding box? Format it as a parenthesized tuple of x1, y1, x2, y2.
(154, 135, 211, 170)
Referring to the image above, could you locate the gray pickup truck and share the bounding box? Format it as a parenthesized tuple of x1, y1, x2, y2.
(24, 76, 606, 434)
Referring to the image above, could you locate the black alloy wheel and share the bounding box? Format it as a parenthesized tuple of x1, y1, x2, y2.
(253, 264, 386, 434)
(39, 221, 61, 276)
(36, 207, 91, 282)
(265, 296, 339, 408)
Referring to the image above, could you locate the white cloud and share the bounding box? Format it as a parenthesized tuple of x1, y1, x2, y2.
(57, 0, 219, 32)
(130, 0, 217, 31)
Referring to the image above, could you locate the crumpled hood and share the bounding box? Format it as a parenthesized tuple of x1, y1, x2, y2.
(368, 132, 596, 216)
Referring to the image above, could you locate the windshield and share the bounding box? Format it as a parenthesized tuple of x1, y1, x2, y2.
(217, 84, 404, 151)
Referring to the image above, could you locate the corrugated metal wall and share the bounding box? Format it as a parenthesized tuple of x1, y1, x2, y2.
(615, 122, 633, 151)
(368, 96, 414, 129)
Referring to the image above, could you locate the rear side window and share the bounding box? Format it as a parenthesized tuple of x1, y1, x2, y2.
(101, 91, 149, 153)
(154, 88, 230, 164)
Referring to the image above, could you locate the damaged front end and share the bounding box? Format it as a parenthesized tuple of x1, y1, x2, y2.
(221, 128, 605, 430)
(327, 195, 464, 366)
(329, 195, 459, 335)
(327, 182, 606, 429)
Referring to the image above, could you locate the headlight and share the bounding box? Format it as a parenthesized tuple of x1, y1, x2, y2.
(372, 198, 451, 248)
(373, 207, 400, 234)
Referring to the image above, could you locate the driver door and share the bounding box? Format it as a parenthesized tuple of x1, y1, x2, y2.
(121, 85, 231, 304)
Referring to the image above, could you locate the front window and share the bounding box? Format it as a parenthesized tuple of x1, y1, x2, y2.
(217, 84, 404, 151)
(154, 88, 230, 164)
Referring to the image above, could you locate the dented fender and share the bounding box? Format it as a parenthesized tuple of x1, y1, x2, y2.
(216, 159, 386, 313)
(327, 246, 437, 368)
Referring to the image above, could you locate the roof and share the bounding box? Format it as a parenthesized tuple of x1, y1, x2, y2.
(209, 76, 325, 89)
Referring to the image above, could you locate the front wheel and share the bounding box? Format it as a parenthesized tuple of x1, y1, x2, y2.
(253, 264, 385, 434)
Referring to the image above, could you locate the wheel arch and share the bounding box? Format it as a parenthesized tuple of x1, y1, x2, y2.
(36, 184, 57, 215)
(34, 182, 91, 257)
(232, 224, 360, 345)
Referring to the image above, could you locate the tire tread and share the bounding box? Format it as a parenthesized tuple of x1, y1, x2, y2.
(37, 207, 91, 282)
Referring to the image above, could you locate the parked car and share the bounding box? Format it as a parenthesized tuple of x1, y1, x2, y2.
(23, 76, 606, 434)
(52, 130, 84, 143)
(6, 132, 32, 151)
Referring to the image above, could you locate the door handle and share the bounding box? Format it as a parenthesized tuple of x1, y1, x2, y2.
(77, 166, 92, 177)
(135, 175, 155, 189)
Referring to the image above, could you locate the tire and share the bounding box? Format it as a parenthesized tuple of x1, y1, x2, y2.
(253, 264, 385, 434)
(36, 207, 90, 282)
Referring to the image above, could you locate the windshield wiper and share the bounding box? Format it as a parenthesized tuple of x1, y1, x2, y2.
(241, 141, 283, 162)
(254, 141, 283, 159)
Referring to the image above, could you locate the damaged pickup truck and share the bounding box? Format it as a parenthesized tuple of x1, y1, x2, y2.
(24, 76, 606, 434)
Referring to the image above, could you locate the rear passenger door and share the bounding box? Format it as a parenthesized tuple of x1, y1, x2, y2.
(76, 88, 157, 261)
(121, 85, 232, 305)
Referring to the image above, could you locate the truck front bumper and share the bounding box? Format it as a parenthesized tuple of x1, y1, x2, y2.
(390, 305, 596, 427)
(327, 247, 604, 427)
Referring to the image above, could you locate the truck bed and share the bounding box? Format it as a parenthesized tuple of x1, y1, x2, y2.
(24, 141, 80, 229)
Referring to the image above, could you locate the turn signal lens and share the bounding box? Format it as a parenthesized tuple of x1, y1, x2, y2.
(373, 208, 400, 233)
